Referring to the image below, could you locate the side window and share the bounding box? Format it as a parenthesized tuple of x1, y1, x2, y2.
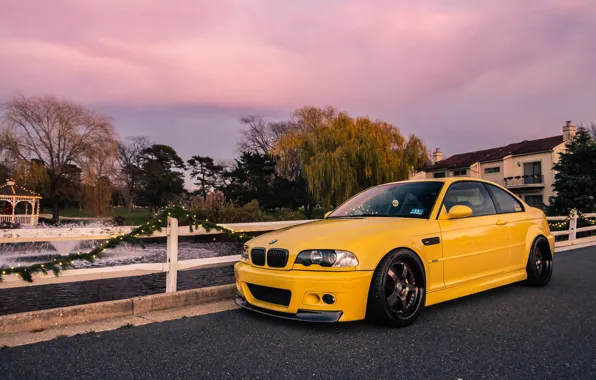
(443, 182, 497, 217)
(485, 184, 524, 213)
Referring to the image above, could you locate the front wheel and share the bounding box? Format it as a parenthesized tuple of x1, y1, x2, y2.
(366, 249, 426, 327)
(524, 236, 553, 286)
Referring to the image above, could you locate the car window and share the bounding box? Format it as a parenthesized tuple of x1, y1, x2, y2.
(328, 181, 444, 219)
(443, 181, 497, 217)
(485, 184, 524, 213)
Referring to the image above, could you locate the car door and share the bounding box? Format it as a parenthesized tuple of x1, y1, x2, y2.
(438, 181, 511, 287)
(483, 183, 529, 272)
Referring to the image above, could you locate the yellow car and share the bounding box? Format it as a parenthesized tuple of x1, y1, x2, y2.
(234, 178, 555, 327)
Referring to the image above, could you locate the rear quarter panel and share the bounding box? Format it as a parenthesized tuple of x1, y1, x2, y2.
(520, 207, 555, 267)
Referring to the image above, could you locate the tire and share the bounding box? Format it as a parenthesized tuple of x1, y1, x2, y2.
(366, 249, 426, 327)
(524, 236, 553, 286)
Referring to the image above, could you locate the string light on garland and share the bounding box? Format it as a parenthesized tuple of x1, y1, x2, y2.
(548, 208, 596, 230)
(0, 204, 251, 283)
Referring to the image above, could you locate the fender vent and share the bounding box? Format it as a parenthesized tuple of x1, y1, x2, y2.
(422, 237, 440, 246)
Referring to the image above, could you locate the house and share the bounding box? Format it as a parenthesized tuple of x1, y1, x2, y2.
(415, 121, 577, 209)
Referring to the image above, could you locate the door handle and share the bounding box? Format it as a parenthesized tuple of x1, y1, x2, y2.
(496, 219, 508, 225)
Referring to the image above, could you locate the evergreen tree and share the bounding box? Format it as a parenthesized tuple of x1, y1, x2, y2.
(222, 151, 307, 211)
(187, 155, 224, 199)
(549, 127, 596, 214)
(137, 144, 186, 212)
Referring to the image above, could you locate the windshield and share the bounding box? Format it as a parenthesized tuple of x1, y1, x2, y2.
(328, 181, 444, 219)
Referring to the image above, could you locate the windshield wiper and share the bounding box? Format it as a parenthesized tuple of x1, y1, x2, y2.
(328, 214, 393, 218)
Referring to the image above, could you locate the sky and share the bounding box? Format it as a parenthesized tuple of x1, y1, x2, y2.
(1, 0, 595, 163)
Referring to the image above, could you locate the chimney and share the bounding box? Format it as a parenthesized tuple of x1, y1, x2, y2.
(563, 120, 576, 141)
(433, 148, 443, 163)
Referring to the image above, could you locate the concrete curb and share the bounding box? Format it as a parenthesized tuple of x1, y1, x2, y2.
(0, 284, 236, 335)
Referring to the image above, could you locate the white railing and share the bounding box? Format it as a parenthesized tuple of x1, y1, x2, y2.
(0, 219, 315, 289)
(0, 215, 37, 225)
(547, 212, 596, 249)
(1, 213, 595, 290)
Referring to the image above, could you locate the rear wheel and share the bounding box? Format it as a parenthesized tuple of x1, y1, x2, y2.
(524, 236, 553, 286)
(366, 249, 426, 327)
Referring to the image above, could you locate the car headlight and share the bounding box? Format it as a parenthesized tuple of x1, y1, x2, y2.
(240, 245, 249, 263)
(295, 250, 359, 268)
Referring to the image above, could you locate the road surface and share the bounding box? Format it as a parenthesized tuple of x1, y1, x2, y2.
(1, 246, 595, 379)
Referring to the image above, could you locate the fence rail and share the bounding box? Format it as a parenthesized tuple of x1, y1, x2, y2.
(1, 214, 595, 290)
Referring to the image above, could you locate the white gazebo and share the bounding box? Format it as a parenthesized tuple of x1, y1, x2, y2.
(0, 179, 42, 226)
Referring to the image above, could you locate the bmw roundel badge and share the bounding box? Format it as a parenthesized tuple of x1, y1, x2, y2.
(269, 239, 278, 245)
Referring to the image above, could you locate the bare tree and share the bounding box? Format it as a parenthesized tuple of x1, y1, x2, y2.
(116, 136, 152, 211)
(237, 115, 275, 155)
(1, 95, 118, 223)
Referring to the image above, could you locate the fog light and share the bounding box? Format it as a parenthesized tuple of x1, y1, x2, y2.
(322, 294, 335, 305)
(304, 293, 320, 305)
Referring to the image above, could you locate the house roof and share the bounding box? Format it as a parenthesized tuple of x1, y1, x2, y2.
(0, 179, 42, 198)
(426, 134, 565, 171)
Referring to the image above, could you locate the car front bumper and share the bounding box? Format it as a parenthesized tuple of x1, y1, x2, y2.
(234, 262, 374, 322)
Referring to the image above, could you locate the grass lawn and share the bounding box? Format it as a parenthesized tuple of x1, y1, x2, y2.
(41, 207, 153, 226)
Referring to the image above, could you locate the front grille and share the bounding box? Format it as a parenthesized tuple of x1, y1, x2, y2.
(267, 249, 289, 268)
(247, 283, 291, 306)
(251, 248, 265, 266)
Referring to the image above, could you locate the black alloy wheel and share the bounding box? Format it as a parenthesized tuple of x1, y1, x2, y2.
(524, 236, 553, 286)
(385, 260, 420, 318)
(367, 249, 426, 327)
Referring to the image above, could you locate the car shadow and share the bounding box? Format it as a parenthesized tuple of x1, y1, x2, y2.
(234, 281, 535, 332)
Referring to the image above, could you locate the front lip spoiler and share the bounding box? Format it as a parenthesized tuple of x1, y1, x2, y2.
(234, 296, 343, 323)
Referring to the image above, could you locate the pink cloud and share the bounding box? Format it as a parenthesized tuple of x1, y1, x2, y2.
(1, 0, 595, 114)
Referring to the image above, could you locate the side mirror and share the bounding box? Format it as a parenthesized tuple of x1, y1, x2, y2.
(324, 211, 333, 219)
(447, 205, 473, 219)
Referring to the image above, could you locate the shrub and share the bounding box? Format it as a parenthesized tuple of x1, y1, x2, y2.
(189, 192, 307, 223)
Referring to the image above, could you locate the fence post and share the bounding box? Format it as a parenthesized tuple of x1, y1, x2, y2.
(166, 216, 179, 293)
(569, 211, 578, 242)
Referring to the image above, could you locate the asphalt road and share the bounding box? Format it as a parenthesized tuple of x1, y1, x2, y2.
(1, 247, 596, 380)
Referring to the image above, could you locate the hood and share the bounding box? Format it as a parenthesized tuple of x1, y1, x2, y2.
(246, 217, 429, 269)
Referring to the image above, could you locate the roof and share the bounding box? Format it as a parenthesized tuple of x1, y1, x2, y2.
(426, 134, 564, 171)
(0, 179, 42, 198)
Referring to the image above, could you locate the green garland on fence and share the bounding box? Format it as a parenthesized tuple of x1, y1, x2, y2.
(0, 205, 251, 283)
(548, 208, 596, 229)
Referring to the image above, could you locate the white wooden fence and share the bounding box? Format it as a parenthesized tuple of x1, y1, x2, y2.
(547, 212, 596, 249)
(1, 214, 595, 290)
(0, 219, 314, 289)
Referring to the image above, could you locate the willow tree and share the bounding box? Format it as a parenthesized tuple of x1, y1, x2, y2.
(272, 106, 430, 208)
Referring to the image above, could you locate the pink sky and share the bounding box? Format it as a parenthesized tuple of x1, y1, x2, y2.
(1, 0, 595, 162)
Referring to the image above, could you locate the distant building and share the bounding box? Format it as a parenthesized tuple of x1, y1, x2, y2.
(414, 121, 577, 209)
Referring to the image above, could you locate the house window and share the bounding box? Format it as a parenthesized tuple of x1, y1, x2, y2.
(484, 167, 500, 174)
(433, 172, 446, 178)
(523, 162, 542, 184)
(525, 195, 545, 209)
(452, 169, 466, 176)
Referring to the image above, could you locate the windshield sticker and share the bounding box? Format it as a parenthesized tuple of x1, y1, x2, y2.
(392, 199, 399, 207)
(410, 208, 424, 215)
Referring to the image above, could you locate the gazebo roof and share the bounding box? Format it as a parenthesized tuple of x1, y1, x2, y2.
(0, 179, 42, 198)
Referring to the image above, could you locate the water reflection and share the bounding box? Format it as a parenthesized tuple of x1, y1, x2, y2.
(0, 240, 242, 316)
(0, 266, 235, 316)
